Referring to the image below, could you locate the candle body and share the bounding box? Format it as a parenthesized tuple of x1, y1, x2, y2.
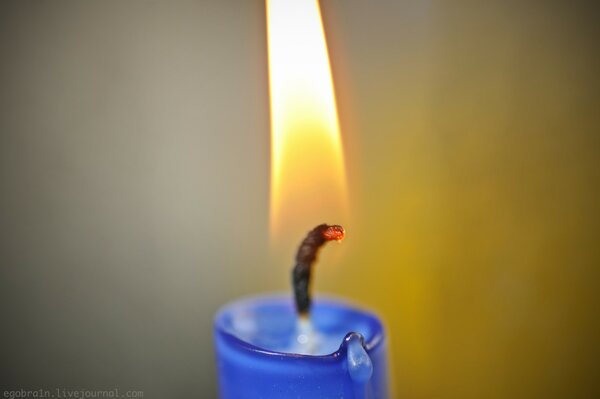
(214, 295, 389, 399)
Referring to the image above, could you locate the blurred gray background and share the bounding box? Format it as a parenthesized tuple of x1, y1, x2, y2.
(1, 1, 599, 398)
(1, 1, 270, 397)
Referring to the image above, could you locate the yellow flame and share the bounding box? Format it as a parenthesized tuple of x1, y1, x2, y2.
(267, 0, 348, 241)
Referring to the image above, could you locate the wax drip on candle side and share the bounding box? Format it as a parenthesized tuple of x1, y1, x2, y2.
(291, 224, 345, 354)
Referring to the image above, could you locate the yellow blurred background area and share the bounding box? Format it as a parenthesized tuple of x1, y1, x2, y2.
(319, 2, 599, 397)
(0, 1, 598, 398)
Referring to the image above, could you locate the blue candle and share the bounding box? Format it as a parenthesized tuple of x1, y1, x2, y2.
(214, 294, 389, 399)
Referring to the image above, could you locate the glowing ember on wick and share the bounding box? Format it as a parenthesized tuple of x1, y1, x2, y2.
(292, 224, 345, 318)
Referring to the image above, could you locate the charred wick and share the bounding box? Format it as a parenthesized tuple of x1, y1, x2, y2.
(292, 224, 345, 318)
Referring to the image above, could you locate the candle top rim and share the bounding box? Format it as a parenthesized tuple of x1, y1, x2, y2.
(214, 293, 385, 359)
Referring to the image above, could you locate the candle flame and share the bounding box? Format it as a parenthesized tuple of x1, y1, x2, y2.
(267, 0, 348, 241)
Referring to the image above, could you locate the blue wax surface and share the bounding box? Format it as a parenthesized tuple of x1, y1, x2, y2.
(214, 294, 389, 399)
(220, 294, 379, 355)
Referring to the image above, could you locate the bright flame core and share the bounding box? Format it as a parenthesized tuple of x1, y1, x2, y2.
(267, 0, 348, 240)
